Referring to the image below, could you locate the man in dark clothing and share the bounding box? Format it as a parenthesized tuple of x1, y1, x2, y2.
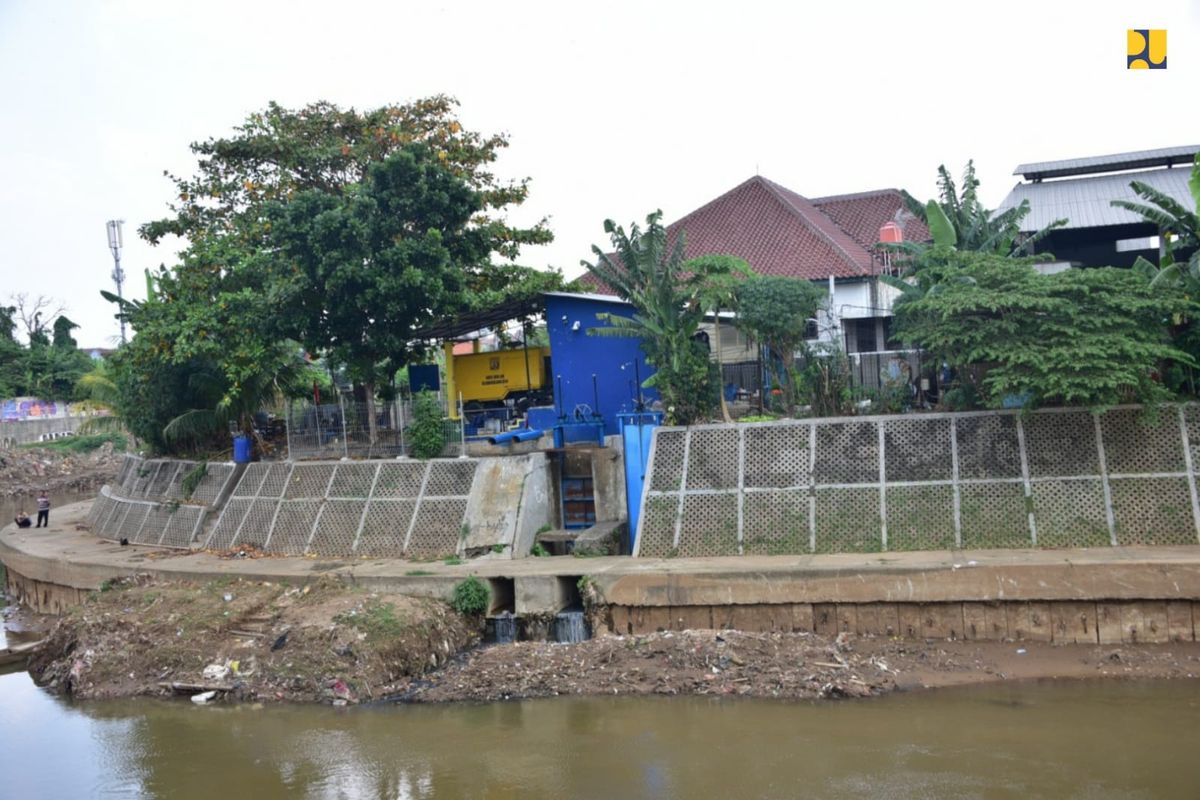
(35, 491, 49, 528)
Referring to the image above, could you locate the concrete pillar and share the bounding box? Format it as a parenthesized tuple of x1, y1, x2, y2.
(444, 342, 458, 420)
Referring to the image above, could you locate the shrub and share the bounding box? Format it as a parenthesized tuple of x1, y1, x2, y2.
(451, 576, 489, 616)
(408, 390, 445, 459)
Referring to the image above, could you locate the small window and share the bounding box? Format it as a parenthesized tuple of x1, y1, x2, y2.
(803, 319, 819, 340)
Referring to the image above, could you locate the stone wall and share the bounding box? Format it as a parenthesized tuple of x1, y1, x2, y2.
(635, 405, 1200, 557)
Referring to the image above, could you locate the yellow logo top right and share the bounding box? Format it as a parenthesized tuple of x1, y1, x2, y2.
(1128, 29, 1167, 69)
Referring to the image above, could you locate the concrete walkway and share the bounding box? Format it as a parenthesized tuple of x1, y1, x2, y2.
(5, 501, 1200, 617)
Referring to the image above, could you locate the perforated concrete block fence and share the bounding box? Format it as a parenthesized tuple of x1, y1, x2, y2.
(635, 405, 1200, 558)
(112, 455, 237, 505)
(89, 485, 208, 548)
(204, 459, 479, 558)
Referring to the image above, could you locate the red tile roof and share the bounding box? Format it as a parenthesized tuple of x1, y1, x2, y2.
(811, 188, 930, 250)
(581, 176, 927, 294)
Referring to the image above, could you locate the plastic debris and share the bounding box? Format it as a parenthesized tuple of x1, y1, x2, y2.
(202, 663, 230, 681)
(191, 691, 217, 705)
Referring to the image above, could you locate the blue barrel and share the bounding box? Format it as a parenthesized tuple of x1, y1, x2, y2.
(233, 434, 252, 463)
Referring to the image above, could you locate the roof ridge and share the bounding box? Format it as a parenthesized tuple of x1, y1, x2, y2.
(757, 177, 872, 274)
(810, 187, 904, 203)
(665, 175, 767, 235)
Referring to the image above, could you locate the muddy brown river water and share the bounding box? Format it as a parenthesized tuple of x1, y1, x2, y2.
(2, 603, 1199, 800)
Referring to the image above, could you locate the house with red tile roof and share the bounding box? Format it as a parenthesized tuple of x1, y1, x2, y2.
(580, 175, 929, 357)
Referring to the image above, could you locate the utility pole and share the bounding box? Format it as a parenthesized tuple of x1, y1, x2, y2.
(106, 219, 126, 344)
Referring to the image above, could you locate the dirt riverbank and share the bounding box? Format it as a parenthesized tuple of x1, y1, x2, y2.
(0, 443, 121, 503)
(20, 577, 1200, 705)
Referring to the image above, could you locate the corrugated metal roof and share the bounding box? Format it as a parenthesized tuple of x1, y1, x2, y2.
(997, 167, 1195, 231)
(1014, 145, 1198, 180)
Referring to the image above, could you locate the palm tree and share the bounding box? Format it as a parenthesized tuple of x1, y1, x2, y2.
(582, 212, 743, 425)
(898, 161, 1067, 258)
(1112, 153, 1200, 291)
(162, 343, 309, 452)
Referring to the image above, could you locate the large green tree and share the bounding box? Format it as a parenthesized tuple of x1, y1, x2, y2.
(891, 251, 1192, 408)
(264, 144, 488, 400)
(115, 98, 557, 452)
(141, 96, 550, 265)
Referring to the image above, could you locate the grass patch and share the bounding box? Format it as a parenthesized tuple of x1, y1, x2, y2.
(530, 542, 550, 557)
(404, 569, 434, 577)
(334, 600, 407, 640)
(20, 433, 127, 454)
(443, 556, 463, 566)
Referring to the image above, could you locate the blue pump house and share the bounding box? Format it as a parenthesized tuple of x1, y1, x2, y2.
(543, 292, 657, 436)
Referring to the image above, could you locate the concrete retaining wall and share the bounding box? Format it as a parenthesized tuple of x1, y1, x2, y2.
(607, 599, 1198, 643)
(90, 456, 243, 548)
(0, 416, 89, 447)
(205, 454, 551, 559)
(637, 405, 1200, 558)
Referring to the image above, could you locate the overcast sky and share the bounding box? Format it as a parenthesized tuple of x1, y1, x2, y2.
(1, 0, 1197, 346)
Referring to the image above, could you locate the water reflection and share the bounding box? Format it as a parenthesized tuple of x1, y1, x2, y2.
(1, 664, 1199, 799)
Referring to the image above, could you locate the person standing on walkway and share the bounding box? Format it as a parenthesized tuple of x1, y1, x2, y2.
(35, 490, 50, 528)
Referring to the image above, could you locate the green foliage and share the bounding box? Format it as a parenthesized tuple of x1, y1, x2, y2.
(0, 303, 92, 401)
(583, 213, 746, 424)
(141, 96, 550, 258)
(19, 433, 126, 454)
(897, 161, 1067, 259)
(263, 145, 488, 389)
(1117, 155, 1200, 397)
(180, 462, 208, 500)
(408, 390, 446, 459)
(405, 569, 434, 576)
(450, 576, 489, 616)
(443, 556, 463, 566)
(796, 344, 858, 417)
(530, 542, 550, 557)
(891, 251, 1193, 408)
(113, 98, 553, 452)
(734, 275, 826, 412)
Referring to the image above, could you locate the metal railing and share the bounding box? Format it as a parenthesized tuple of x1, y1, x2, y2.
(720, 349, 925, 397)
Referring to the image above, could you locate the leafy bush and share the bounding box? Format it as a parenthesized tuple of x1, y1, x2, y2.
(408, 390, 446, 459)
(530, 542, 550, 557)
(450, 576, 489, 616)
(892, 253, 1192, 408)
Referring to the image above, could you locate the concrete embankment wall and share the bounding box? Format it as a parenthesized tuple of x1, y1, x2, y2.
(637, 405, 1200, 558)
(95, 454, 553, 559)
(605, 601, 1197, 644)
(89, 457, 241, 547)
(0, 415, 90, 446)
